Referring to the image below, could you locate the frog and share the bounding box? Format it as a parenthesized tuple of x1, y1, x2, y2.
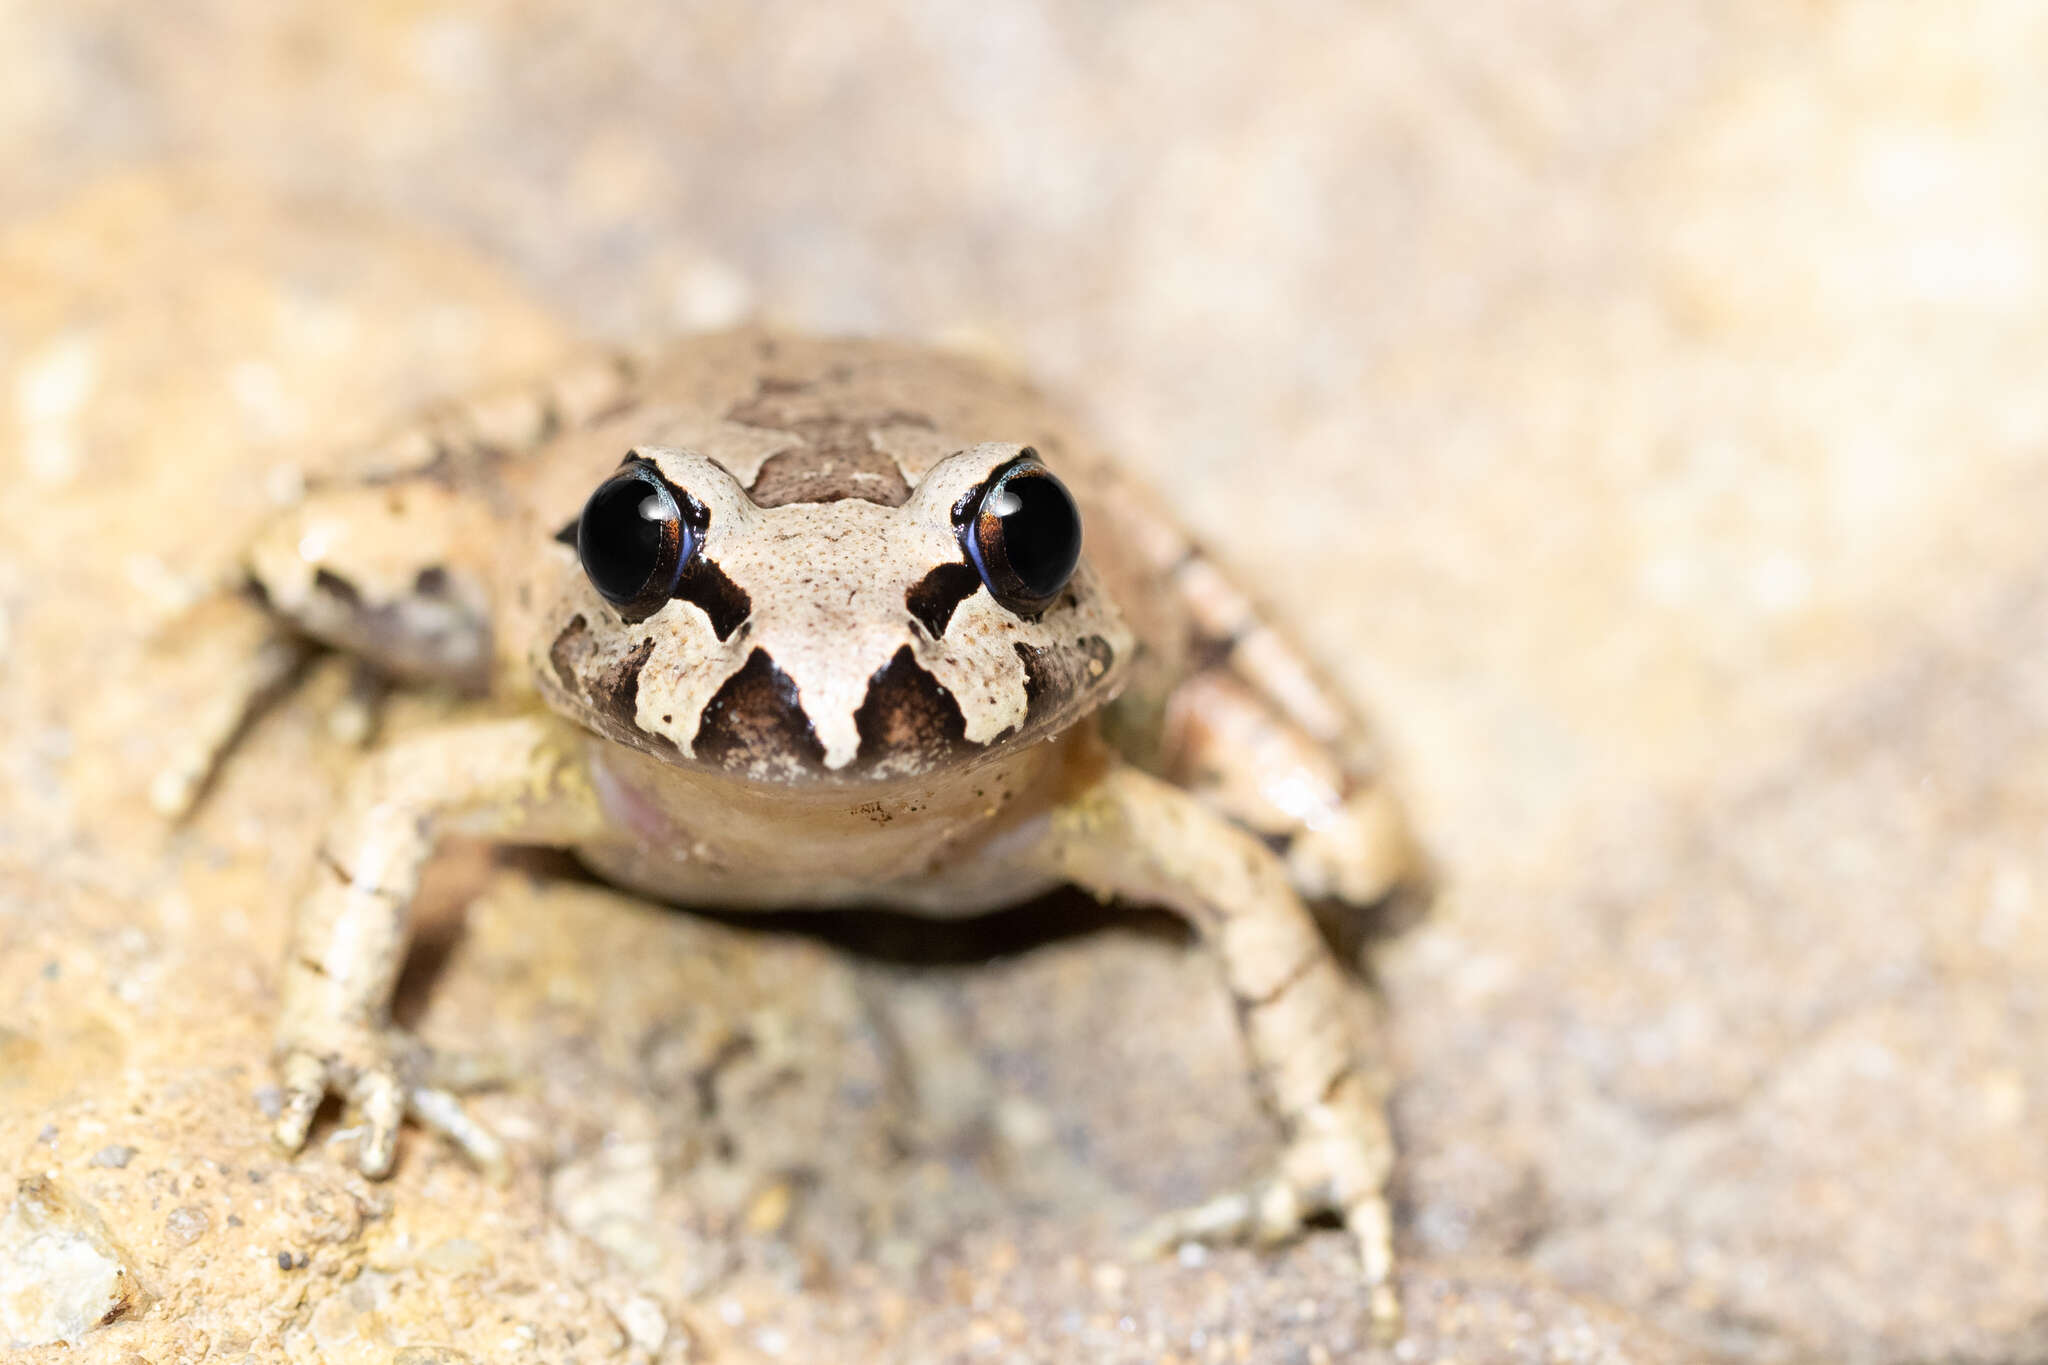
(158, 330, 1423, 1333)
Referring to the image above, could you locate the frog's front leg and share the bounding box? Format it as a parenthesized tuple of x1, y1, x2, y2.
(274, 713, 607, 1178)
(1030, 761, 1401, 1336)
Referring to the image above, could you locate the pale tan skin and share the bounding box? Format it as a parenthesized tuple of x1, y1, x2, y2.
(161, 331, 1421, 1333)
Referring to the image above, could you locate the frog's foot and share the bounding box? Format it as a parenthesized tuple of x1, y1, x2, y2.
(272, 717, 604, 1181)
(1284, 784, 1423, 910)
(273, 1027, 508, 1183)
(1133, 1072, 1399, 1341)
(1038, 764, 1403, 1340)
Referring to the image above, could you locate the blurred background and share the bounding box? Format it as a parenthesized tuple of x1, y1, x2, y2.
(4, 3, 2047, 1362)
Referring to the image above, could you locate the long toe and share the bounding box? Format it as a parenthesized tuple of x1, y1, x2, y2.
(1345, 1192, 1401, 1342)
(1131, 1189, 1258, 1256)
(354, 1070, 406, 1178)
(273, 1050, 329, 1153)
(409, 1084, 509, 1183)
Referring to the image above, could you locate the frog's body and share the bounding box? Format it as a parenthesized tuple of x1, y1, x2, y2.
(164, 331, 1420, 1333)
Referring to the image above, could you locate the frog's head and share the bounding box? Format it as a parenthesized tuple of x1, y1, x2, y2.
(534, 440, 1132, 783)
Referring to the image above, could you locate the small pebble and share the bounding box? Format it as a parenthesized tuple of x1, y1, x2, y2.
(421, 1237, 493, 1276)
(392, 1348, 475, 1365)
(744, 1180, 793, 1235)
(165, 1205, 209, 1244)
(0, 1176, 137, 1343)
(90, 1145, 136, 1169)
(618, 1295, 667, 1353)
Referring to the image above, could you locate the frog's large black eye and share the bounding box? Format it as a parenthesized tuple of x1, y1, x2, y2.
(961, 451, 1082, 617)
(576, 463, 695, 620)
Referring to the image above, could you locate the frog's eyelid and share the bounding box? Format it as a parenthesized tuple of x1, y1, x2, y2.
(551, 474, 702, 549)
(605, 452, 714, 532)
(948, 446, 1043, 525)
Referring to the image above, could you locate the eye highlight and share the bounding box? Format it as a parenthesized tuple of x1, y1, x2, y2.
(576, 461, 696, 621)
(960, 451, 1082, 617)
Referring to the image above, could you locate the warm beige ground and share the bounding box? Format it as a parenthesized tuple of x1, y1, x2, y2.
(3, 4, 2046, 1362)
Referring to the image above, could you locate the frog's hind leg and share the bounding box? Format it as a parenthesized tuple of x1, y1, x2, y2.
(146, 475, 500, 821)
(1109, 492, 1428, 917)
(239, 346, 643, 690)
(1030, 759, 1402, 1338)
(153, 349, 640, 817)
(1161, 655, 1420, 912)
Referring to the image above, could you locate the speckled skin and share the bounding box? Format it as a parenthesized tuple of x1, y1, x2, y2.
(162, 330, 1422, 1334)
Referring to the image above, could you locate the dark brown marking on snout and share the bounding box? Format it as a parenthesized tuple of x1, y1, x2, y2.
(414, 565, 451, 596)
(585, 636, 668, 752)
(548, 615, 676, 756)
(673, 556, 752, 640)
(905, 562, 981, 639)
(548, 614, 589, 693)
(1015, 642, 1053, 713)
(1014, 634, 1118, 723)
(852, 646, 972, 773)
(692, 648, 827, 777)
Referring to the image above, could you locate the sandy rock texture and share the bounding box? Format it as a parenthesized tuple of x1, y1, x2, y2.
(2, 3, 2045, 1362)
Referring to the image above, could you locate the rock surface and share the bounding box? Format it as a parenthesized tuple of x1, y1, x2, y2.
(0, 1177, 142, 1347)
(3, 3, 2046, 1362)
